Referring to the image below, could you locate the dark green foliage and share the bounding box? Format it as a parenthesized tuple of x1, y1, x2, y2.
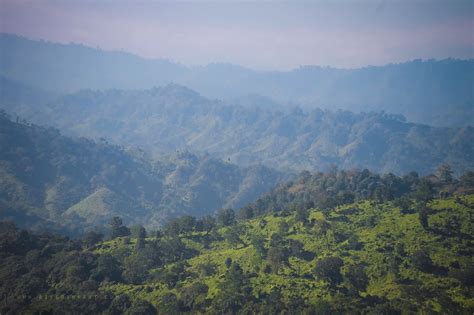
(417, 206, 431, 230)
(131, 225, 147, 239)
(295, 207, 309, 225)
(449, 265, 474, 286)
(197, 261, 216, 277)
(82, 231, 104, 248)
(217, 208, 236, 227)
(266, 247, 289, 273)
(212, 263, 252, 314)
(437, 164, 454, 184)
(179, 282, 209, 312)
(196, 215, 216, 234)
(223, 225, 245, 247)
(157, 293, 180, 314)
(108, 294, 132, 315)
(110, 217, 131, 239)
(346, 264, 369, 293)
(125, 299, 157, 315)
(411, 250, 433, 272)
(92, 253, 122, 282)
(314, 256, 344, 285)
(250, 234, 266, 258)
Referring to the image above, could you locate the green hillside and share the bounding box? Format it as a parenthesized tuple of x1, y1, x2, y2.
(0, 112, 284, 234)
(4, 84, 471, 175)
(1, 171, 472, 314)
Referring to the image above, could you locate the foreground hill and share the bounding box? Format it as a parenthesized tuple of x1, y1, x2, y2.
(0, 112, 284, 234)
(7, 84, 473, 176)
(1, 34, 472, 127)
(1, 170, 472, 313)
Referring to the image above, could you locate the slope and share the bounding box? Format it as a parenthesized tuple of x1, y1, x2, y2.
(0, 112, 284, 234)
(9, 85, 473, 176)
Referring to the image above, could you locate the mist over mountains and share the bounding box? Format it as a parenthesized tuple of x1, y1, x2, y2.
(2, 82, 472, 177)
(1, 2, 474, 312)
(1, 33, 473, 127)
(0, 33, 473, 228)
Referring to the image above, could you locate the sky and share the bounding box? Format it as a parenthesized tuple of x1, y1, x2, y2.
(1, 0, 473, 70)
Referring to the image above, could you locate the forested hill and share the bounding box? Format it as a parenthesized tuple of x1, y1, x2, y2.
(7, 84, 473, 176)
(1, 34, 472, 127)
(1, 169, 472, 313)
(0, 112, 284, 234)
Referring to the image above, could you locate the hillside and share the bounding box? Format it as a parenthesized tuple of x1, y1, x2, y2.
(5, 84, 472, 176)
(1, 170, 472, 314)
(1, 34, 472, 127)
(0, 112, 284, 234)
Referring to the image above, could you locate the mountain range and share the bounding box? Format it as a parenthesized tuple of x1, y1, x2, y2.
(2, 83, 472, 176)
(1, 33, 472, 127)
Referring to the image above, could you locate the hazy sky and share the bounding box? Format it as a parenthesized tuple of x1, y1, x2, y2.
(1, 0, 473, 70)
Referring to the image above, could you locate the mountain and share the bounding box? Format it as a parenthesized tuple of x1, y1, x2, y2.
(5, 84, 472, 176)
(0, 112, 284, 234)
(1, 34, 472, 127)
(1, 169, 473, 313)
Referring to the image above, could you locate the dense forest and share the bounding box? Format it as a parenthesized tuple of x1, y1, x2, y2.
(1, 83, 473, 176)
(1, 34, 472, 127)
(0, 112, 284, 234)
(1, 167, 473, 314)
(1, 2, 473, 314)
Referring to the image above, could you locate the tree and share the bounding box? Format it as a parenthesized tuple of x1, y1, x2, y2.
(295, 207, 309, 225)
(179, 282, 209, 311)
(411, 250, 433, 272)
(164, 219, 181, 237)
(109, 217, 130, 239)
(157, 293, 180, 314)
(212, 263, 252, 313)
(277, 221, 289, 235)
(224, 225, 245, 248)
(82, 231, 103, 248)
(108, 294, 132, 314)
(314, 256, 344, 286)
(179, 215, 197, 234)
(250, 234, 266, 258)
(437, 163, 453, 183)
(134, 237, 145, 252)
(217, 208, 235, 226)
(131, 225, 147, 239)
(418, 205, 431, 230)
(125, 299, 157, 315)
(238, 206, 254, 220)
(196, 215, 216, 234)
(393, 197, 412, 214)
(267, 247, 288, 273)
(413, 179, 434, 202)
(91, 253, 122, 282)
(346, 264, 369, 293)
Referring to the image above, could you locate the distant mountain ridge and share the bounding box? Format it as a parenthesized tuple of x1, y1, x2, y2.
(1, 33, 472, 127)
(4, 84, 471, 176)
